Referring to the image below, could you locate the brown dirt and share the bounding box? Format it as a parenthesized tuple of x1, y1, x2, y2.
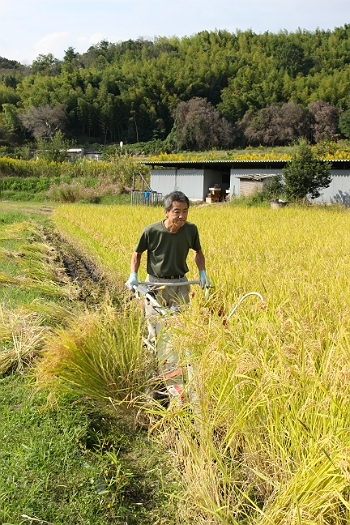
(42, 228, 120, 305)
(1, 200, 124, 306)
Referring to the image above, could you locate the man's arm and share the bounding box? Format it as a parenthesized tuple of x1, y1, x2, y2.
(194, 250, 205, 271)
(194, 250, 211, 288)
(125, 252, 142, 289)
(130, 251, 142, 273)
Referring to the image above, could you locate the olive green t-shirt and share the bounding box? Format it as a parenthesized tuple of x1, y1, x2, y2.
(134, 220, 201, 277)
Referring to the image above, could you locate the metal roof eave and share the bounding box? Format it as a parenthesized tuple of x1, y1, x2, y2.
(142, 159, 286, 164)
(141, 159, 350, 168)
(141, 159, 288, 168)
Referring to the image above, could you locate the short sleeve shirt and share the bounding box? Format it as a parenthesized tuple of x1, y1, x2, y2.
(134, 220, 201, 277)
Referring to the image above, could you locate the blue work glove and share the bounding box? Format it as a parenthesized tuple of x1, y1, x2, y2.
(199, 270, 211, 289)
(125, 272, 139, 290)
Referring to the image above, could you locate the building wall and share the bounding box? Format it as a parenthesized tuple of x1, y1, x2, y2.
(239, 179, 264, 196)
(150, 165, 350, 204)
(314, 170, 350, 205)
(150, 168, 205, 199)
(230, 168, 282, 198)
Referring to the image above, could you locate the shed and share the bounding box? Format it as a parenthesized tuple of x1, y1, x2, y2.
(66, 148, 102, 161)
(236, 174, 277, 196)
(142, 159, 350, 205)
(143, 159, 285, 201)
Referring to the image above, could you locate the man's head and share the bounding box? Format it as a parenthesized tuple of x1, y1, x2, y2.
(163, 191, 190, 212)
(163, 191, 190, 232)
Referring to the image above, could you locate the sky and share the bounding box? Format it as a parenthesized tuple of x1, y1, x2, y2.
(1, 0, 349, 65)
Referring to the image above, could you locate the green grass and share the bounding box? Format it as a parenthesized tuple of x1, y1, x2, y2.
(0, 202, 180, 525)
(0, 375, 103, 524)
(0, 374, 179, 525)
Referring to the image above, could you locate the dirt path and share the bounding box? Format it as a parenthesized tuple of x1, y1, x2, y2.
(1, 201, 55, 215)
(1, 200, 115, 305)
(43, 228, 112, 304)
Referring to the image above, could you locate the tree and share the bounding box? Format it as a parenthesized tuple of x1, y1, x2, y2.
(308, 100, 339, 142)
(339, 108, 350, 139)
(36, 130, 70, 162)
(239, 102, 308, 146)
(2, 27, 350, 148)
(172, 97, 236, 151)
(2, 104, 23, 133)
(18, 104, 67, 140)
(282, 140, 332, 200)
(31, 53, 61, 76)
(0, 56, 21, 70)
(62, 47, 79, 72)
(273, 39, 309, 77)
(63, 47, 78, 64)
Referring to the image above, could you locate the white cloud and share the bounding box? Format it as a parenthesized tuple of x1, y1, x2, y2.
(76, 33, 105, 47)
(88, 33, 106, 45)
(33, 32, 70, 59)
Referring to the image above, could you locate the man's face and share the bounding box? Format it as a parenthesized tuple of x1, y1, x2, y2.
(165, 200, 189, 230)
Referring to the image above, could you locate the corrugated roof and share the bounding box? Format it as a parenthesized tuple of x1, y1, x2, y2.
(141, 159, 350, 166)
(142, 159, 286, 165)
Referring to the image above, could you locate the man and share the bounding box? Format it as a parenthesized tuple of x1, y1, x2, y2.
(126, 191, 210, 402)
(126, 190, 210, 325)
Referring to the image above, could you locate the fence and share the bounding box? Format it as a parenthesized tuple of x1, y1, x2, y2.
(131, 190, 163, 206)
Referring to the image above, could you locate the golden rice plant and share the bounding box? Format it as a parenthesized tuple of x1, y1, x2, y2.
(52, 203, 350, 524)
(35, 301, 151, 412)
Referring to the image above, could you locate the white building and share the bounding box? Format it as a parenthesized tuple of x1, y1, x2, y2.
(66, 148, 102, 161)
(142, 159, 350, 205)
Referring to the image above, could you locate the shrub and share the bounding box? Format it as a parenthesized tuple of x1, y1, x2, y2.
(46, 180, 120, 203)
(282, 140, 332, 200)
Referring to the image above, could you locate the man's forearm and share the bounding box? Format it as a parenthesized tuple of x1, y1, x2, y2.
(130, 252, 142, 273)
(194, 250, 205, 271)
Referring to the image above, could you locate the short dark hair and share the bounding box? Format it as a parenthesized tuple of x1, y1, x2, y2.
(163, 191, 190, 211)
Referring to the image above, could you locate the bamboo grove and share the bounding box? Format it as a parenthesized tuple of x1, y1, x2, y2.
(1, 25, 350, 148)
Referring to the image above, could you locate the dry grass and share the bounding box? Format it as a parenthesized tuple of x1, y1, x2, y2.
(0, 219, 78, 375)
(0, 306, 48, 374)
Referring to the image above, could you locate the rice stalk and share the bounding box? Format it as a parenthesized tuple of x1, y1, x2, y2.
(51, 204, 350, 523)
(0, 307, 48, 374)
(35, 301, 149, 411)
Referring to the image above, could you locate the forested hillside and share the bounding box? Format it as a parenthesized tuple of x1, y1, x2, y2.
(1, 25, 350, 151)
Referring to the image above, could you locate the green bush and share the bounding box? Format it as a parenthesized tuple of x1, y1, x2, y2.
(0, 176, 62, 192)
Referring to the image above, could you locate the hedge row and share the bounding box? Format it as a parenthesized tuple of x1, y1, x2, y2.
(0, 155, 150, 180)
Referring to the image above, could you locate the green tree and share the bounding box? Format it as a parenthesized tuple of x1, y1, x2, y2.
(0, 56, 21, 69)
(31, 53, 61, 76)
(63, 47, 78, 64)
(62, 47, 79, 73)
(2, 26, 350, 147)
(273, 39, 308, 77)
(1, 103, 20, 132)
(339, 108, 350, 139)
(282, 140, 332, 200)
(36, 130, 71, 161)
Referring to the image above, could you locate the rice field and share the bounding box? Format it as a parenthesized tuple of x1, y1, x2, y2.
(51, 202, 350, 524)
